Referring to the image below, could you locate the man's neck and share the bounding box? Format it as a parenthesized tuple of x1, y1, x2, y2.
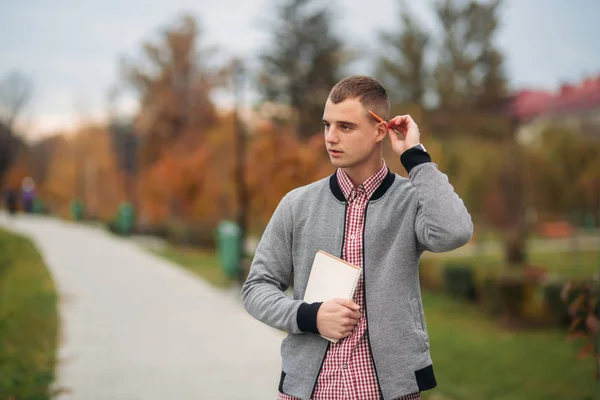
(342, 158, 384, 186)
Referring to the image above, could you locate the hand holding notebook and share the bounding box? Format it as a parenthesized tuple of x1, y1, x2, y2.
(303, 250, 363, 343)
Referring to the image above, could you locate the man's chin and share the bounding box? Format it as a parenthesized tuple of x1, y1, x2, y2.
(329, 159, 353, 170)
(329, 157, 345, 167)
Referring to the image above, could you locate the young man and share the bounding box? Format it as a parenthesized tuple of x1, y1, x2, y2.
(242, 75, 473, 400)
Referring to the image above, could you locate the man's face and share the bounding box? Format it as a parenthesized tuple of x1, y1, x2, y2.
(322, 97, 385, 170)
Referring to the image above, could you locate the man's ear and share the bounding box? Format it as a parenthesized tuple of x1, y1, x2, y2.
(375, 121, 387, 143)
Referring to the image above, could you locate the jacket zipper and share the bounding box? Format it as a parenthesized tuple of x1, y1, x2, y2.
(309, 202, 349, 399)
(363, 203, 384, 398)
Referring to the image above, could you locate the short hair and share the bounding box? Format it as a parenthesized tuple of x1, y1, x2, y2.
(328, 75, 390, 121)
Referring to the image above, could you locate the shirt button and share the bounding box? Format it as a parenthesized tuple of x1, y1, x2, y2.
(350, 234, 355, 239)
(342, 363, 348, 369)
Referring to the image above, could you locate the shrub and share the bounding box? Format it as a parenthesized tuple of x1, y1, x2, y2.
(481, 272, 573, 328)
(419, 258, 443, 291)
(561, 278, 600, 379)
(496, 275, 526, 320)
(543, 280, 571, 326)
(164, 220, 216, 249)
(442, 262, 477, 302)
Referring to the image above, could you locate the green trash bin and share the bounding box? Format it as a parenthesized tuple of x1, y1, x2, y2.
(70, 198, 84, 221)
(33, 198, 45, 214)
(116, 202, 135, 236)
(216, 220, 243, 280)
(584, 212, 596, 231)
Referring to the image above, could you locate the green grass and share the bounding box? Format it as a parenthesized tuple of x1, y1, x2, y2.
(426, 250, 599, 280)
(0, 228, 59, 400)
(156, 245, 232, 288)
(421, 290, 596, 400)
(527, 250, 599, 278)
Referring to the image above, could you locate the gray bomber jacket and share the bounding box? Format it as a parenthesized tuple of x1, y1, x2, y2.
(242, 149, 473, 399)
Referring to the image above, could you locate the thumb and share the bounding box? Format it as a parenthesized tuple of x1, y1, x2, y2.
(335, 298, 360, 311)
(388, 128, 401, 146)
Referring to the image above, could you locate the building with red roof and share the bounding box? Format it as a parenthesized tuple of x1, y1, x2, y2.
(512, 75, 600, 144)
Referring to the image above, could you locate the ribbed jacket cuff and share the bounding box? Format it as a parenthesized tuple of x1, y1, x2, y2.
(401, 146, 432, 174)
(297, 302, 322, 333)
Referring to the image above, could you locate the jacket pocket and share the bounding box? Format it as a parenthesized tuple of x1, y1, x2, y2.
(410, 298, 430, 351)
(410, 298, 423, 331)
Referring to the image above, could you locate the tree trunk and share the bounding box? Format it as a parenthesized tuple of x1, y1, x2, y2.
(503, 118, 528, 267)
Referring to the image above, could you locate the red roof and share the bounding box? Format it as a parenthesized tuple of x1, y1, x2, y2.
(511, 75, 600, 121)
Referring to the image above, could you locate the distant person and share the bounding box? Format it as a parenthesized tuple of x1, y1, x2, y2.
(242, 75, 473, 399)
(20, 176, 35, 213)
(5, 189, 17, 215)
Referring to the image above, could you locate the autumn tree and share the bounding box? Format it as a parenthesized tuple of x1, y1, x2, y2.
(427, 0, 509, 143)
(433, 0, 506, 109)
(245, 122, 333, 228)
(422, 0, 528, 264)
(377, 0, 507, 133)
(121, 14, 218, 169)
(258, 0, 349, 139)
(120, 14, 222, 223)
(136, 112, 238, 231)
(24, 135, 62, 189)
(525, 127, 600, 222)
(377, 0, 519, 264)
(42, 125, 125, 219)
(107, 121, 139, 207)
(376, 2, 430, 110)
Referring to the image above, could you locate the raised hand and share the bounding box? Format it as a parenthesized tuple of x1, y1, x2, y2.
(387, 115, 421, 156)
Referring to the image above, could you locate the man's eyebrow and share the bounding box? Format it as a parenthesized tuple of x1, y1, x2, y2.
(321, 119, 358, 126)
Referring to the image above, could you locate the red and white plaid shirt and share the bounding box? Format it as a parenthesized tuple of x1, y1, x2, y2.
(278, 161, 420, 400)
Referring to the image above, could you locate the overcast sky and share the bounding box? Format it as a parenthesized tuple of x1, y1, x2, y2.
(1, 0, 599, 140)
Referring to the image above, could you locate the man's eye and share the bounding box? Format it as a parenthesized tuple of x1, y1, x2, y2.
(342, 125, 352, 131)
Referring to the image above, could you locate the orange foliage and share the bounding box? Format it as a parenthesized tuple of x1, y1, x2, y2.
(14, 111, 446, 232)
(188, 113, 237, 223)
(42, 125, 125, 219)
(137, 145, 209, 224)
(245, 125, 333, 227)
(41, 137, 76, 216)
(136, 114, 236, 225)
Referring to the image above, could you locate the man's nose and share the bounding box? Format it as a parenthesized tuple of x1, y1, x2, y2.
(325, 128, 339, 143)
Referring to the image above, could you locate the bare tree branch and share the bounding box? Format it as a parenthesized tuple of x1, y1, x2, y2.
(0, 71, 34, 129)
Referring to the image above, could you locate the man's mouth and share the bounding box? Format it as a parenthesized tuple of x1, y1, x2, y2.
(329, 149, 343, 155)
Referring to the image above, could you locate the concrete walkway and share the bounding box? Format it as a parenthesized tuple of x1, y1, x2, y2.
(0, 214, 283, 400)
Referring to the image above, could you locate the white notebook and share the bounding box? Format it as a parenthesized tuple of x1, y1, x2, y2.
(303, 250, 362, 343)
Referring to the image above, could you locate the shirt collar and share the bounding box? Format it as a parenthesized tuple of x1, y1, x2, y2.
(336, 159, 388, 202)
